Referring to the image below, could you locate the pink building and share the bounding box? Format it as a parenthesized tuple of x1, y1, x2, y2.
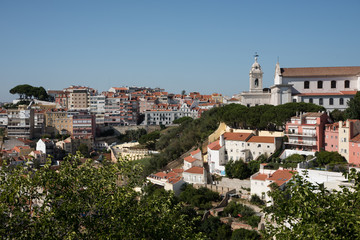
(72, 112, 96, 138)
(324, 122, 340, 152)
(325, 120, 360, 162)
(285, 112, 328, 152)
(350, 134, 360, 166)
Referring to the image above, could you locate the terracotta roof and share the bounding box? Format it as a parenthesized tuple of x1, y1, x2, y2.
(168, 177, 182, 184)
(247, 136, 275, 143)
(281, 66, 360, 77)
(208, 140, 222, 150)
(184, 156, 199, 163)
(303, 112, 326, 118)
(298, 91, 357, 96)
(252, 169, 296, 186)
(252, 173, 267, 181)
(184, 166, 204, 174)
(223, 132, 252, 141)
(172, 168, 184, 174)
(154, 172, 166, 178)
(191, 149, 201, 156)
(166, 172, 179, 178)
(351, 134, 360, 143)
(268, 169, 296, 186)
(13, 146, 31, 152)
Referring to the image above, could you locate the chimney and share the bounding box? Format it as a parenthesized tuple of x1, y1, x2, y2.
(220, 134, 224, 147)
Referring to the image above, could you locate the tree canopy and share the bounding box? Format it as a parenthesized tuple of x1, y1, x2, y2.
(9, 84, 49, 100)
(263, 169, 360, 239)
(0, 153, 203, 239)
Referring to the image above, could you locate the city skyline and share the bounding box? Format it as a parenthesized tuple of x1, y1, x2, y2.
(1, 0, 360, 102)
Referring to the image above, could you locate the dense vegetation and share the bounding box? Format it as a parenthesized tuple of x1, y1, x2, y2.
(9, 84, 49, 101)
(145, 102, 324, 175)
(263, 169, 360, 239)
(0, 154, 203, 239)
(179, 184, 221, 210)
(223, 202, 261, 228)
(225, 160, 260, 179)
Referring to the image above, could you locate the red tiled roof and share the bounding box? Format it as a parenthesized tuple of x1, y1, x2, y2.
(208, 140, 222, 150)
(154, 172, 166, 178)
(252, 173, 267, 181)
(13, 146, 31, 152)
(252, 169, 296, 186)
(281, 66, 360, 77)
(247, 136, 275, 144)
(168, 177, 182, 184)
(172, 168, 184, 174)
(268, 170, 296, 186)
(191, 149, 201, 156)
(184, 166, 204, 174)
(298, 91, 357, 96)
(351, 134, 360, 143)
(224, 132, 252, 141)
(166, 172, 179, 179)
(184, 156, 199, 163)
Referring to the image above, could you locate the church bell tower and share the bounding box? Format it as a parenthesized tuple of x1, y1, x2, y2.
(249, 53, 263, 92)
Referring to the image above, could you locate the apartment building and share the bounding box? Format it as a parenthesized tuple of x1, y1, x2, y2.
(285, 112, 328, 152)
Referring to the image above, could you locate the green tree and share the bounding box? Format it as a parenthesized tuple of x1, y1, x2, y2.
(0, 153, 203, 239)
(330, 109, 346, 122)
(314, 151, 347, 167)
(263, 169, 360, 239)
(77, 143, 90, 157)
(225, 160, 252, 179)
(138, 131, 161, 150)
(199, 216, 232, 240)
(231, 228, 260, 240)
(345, 91, 360, 119)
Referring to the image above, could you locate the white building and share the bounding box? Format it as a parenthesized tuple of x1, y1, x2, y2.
(240, 55, 360, 111)
(207, 131, 283, 176)
(89, 95, 105, 125)
(246, 136, 282, 160)
(183, 149, 203, 170)
(143, 103, 198, 126)
(36, 139, 55, 156)
(183, 166, 207, 184)
(208, 140, 226, 176)
(147, 169, 185, 195)
(250, 165, 296, 205)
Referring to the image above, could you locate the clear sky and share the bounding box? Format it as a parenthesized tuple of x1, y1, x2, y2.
(1, 0, 360, 102)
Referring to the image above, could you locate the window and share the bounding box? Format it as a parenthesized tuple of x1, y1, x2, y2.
(345, 80, 350, 88)
(319, 98, 323, 105)
(304, 81, 310, 89)
(329, 98, 334, 105)
(293, 99, 297, 103)
(331, 80, 336, 88)
(340, 98, 344, 105)
(309, 98, 313, 103)
(317, 81, 323, 88)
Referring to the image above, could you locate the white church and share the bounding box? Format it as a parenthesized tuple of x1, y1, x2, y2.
(240, 55, 360, 111)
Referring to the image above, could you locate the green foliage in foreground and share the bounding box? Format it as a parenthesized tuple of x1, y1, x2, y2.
(0, 154, 204, 239)
(231, 228, 260, 240)
(263, 169, 360, 239)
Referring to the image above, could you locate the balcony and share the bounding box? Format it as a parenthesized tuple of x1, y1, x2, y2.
(285, 130, 317, 138)
(285, 141, 317, 146)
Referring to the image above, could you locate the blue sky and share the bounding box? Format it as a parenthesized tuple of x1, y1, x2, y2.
(1, 0, 360, 102)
